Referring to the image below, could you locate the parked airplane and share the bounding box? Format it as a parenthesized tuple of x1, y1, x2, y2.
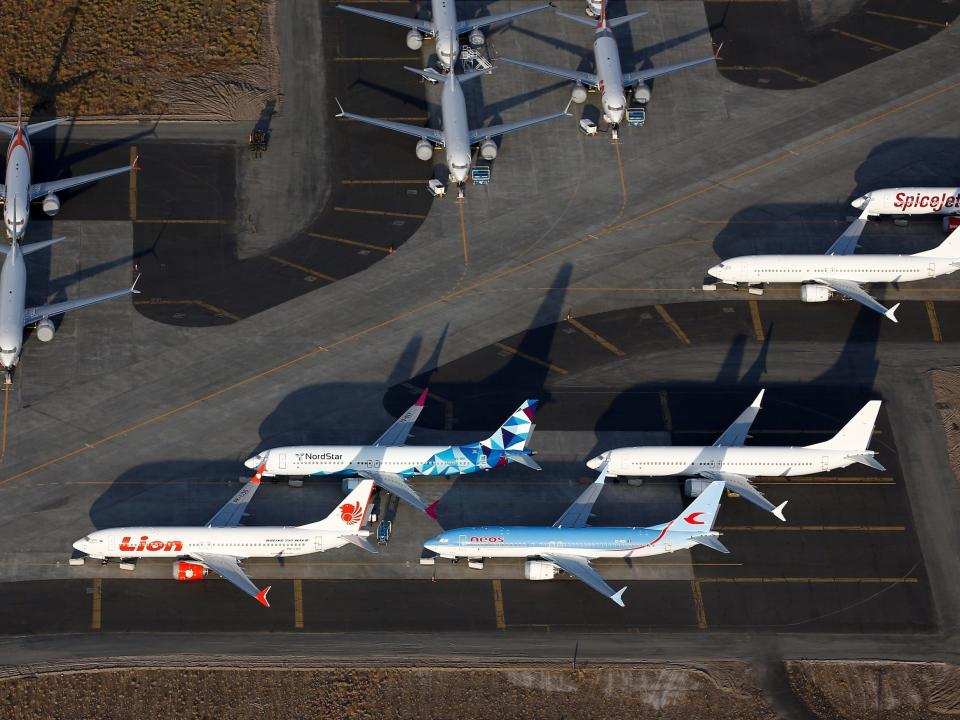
(1, 88, 137, 241)
(588, 391, 885, 520)
(852, 187, 960, 217)
(499, 0, 716, 129)
(0, 211, 139, 380)
(245, 396, 540, 517)
(706, 211, 960, 322)
(336, 63, 568, 197)
(424, 470, 729, 606)
(336, 0, 551, 69)
(72, 466, 378, 607)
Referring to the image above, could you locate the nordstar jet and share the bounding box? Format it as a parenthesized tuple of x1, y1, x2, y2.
(336, 63, 569, 196)
(424, 469, 730, 606)
(336, 0, 552, 70)
(1, 87, 137, 241)
(499, 0, 717, 129)
(73, 466, 379, 607)
(707, 210, 960, 322)
(245, 395, 540, 517)
(588, 391, 886, 520)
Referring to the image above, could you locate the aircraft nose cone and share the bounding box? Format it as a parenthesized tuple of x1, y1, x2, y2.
(586, 455, 601, 470)
(244, 452, 266, 469)
(72, 539, 85, 552)
(851, 196, 866, 209)
(708, 264, 721, 277)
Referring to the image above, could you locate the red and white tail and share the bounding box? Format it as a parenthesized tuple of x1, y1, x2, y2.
(298, 479, 375, 531)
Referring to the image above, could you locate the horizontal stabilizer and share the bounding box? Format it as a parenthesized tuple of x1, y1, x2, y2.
(772, 501, 787, 523)
(341, 534, 378, 554)
(555, 10, 600, 27)
(25, 117, 70, 137)
(606, 11, 649, 28)
(849, 453, 885, 472)
(403, 65, 446, 83)
(692, 534, 729, 554)
(886, 303, 900, 323)
(610, 586, 627, 607)
(506, 451, 541, 470)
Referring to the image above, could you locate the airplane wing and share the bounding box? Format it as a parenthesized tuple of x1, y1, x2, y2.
(357, 469, 431, 516)
(699, 470, 787, 521)
(469, 106, 570, 144)
(335, 4, 433, 34)
(373, 388, 428, 446)
(553, 466, 608, 528)
(712, 390, 764, 447)
(336, 101, 445, 144)
(825, 209, 870, 255)
(206, 463, 266, 528)
(623, 55, 715, 87)
(191, 552, 271, 607)
(813, 278, 900, 322)
(498, 57, 598, 88)
(541, 553, 626, 607)
(22, 276, 140, 326)
(30, 163, 136, 200)
(457, 4, 552, 33)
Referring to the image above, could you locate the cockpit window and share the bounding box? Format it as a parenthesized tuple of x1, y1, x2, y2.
(1, 347, 16, 354)
(452, 162, 468, 170)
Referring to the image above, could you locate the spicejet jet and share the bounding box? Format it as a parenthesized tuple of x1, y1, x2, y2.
(1, 87, 137, 241)
(852, 187, 960, 217)
(245, 394, 540, 517)
(424, 469, 730, 606)
(72, 467, 378, 607)
(587, 391, 885, 520)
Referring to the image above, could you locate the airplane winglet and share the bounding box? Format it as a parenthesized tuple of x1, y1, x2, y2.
(715, 41, 724, 60)
(426, 499, 440, 520)
(752, 389, 765, 408)
(334, 97, 345, 117)
(131, 273, 142, 294)
(772, 501, 788, 523)
(256, 585, 271, 608)
(886, 303, 901, 323)
(610, 586, 627, 607)
(131, 154, 141, 172)
(416, 387, 429, 407)
(563, 98, 574, 116)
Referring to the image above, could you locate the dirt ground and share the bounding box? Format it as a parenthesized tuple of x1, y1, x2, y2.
(0, 1, 279, 120)
(930, 368, 960, 484)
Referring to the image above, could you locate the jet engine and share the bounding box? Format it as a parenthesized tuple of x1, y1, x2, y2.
(35, 318, 55, 343)
(406, 29, 424, 50)
(570, 83, 588, 104)
(415, 139, 434, 161)
(468, 28, 485, 47)
(479, 139, 498, 161)
(800, 284, 831, 303)
(42, 193, 60, 217)
(173, 560, 208, 581)
(684, 478, 711, 498)
(632, 83, 651, 104)
(524, 560, 559, 580)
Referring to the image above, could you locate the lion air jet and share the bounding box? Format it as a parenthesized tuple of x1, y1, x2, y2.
(425, 469, 729, 606)
(72, 466, 378, 607)
(852, 187, 960, 219)
(245, 395, 540, 517)
(588, 391, 885, 520)
(499, 0, 716, 130)
(1, 89, 137, 242)
(337, 63, 568, 197)
(336, 0, 551, 70)
(706, 211, 960, 322)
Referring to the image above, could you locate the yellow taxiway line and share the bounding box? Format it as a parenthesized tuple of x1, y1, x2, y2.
(494, 342, 567, 375)
(91, 578, 102, 630)
(566, 316, 625, 357)
(691, 580, 708, 629)
(268, 255, 337, 283)
(655, 304, 691, 345)
(832, 28, 901, 52)
(926, 300, 943, 342)
(749, 300, 764, 342)
(133, 299, 241, 321)
(333, 206, 427, 220)
(492, 579, 506, 631)
(307, 232, 390, 254)
(294, 579, 304, 629)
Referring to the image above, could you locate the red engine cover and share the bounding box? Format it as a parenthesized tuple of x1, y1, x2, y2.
(173, 561, 207, 581)
(944, 216, 960, 233)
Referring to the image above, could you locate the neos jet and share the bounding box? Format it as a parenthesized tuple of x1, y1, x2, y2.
(336, 0, 551, 69)
(588, 391, 885, 520)
(1, 90, 137, 241)
(0, 211, 139, 379)
(337, 63, 568, 196)
(499, 0, 716, 129)
(73, 466, 378, 607)
(424, 470, 730, 606)
(245, 396, 541, 517)
(707, 211, 960, 322)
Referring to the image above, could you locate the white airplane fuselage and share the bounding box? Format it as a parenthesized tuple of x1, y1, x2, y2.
(709, 253, 959, 285)
(247, 444, 480, 477)
(853, 187, 960, 216)
(4, 127, 31, 240)
(73, 525, 366, 560)
(594, 31, 627, 124)
(440, 76, 472, 183)
(0, 242, 27, 369)
(431, 0, 459, 68)
(593, 445, 859, 478)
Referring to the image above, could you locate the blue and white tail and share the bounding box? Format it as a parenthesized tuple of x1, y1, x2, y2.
(482, 399, 538, 452)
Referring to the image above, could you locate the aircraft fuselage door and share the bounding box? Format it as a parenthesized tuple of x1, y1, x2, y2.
(821, 455, 830, 472)
(279, 453, 286, 470)
(929, 262, 936, 278)
(459, 534, 468, 547)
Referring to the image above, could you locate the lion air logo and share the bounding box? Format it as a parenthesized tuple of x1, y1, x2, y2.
(340, 501, 363, 525)
(684, 512, 705, 525)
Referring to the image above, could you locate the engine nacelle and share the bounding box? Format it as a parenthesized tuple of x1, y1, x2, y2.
(173, 560, 208, 581)
(468, 28, 485, 47)
(944, 216, 960, 233)
(42, 193, 60, 217)
(406, 29, 423, 50)
(800, 284, 831, 303)
(524, 559, 559, 581)
(633, 83, 651, 104)
(571, 83, 588, 104)
(415, 139, 434, 161)
(35, 318, 55, 343)
(685, 477, 712, 498)
(479, 139, 498, 161)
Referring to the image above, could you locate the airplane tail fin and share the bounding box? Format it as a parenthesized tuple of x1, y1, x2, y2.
(913, 225, 960, 258)
(672, 480, 725, 531)
(298, 479, 375, 531)
(481, 399, 539, 452)
(805, 400, 881, 452)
